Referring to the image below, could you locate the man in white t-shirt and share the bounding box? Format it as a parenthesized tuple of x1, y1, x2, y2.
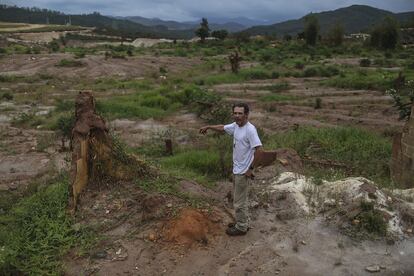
(199, 103, 262, 236)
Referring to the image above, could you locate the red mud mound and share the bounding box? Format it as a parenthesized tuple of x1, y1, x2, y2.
(162, 208, 222, 247)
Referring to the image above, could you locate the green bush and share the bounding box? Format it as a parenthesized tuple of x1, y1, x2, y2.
(73, 51, 85, 59)
(48, 40, 60, 52)
(357, 201, 387, 236)
(359, 58, 371, 67)
(314, 97, 322, 109)
(304, 67, 318, 77)
(56, 59, 84, 67)
(0, 92, 13, 101)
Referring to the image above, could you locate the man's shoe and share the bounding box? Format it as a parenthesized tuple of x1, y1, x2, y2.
(226, 226, 247, 236)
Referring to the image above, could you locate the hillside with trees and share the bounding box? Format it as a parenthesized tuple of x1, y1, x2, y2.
(243, 5, 414, 37)
(0, 5, 194, 39)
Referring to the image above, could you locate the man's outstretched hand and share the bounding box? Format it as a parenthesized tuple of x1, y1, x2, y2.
(199, 126, 209, 135)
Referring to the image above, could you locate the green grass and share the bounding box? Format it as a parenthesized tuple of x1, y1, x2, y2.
(265, 126, 392, 186)
(321, 69, 398, 91)
(259, 94, 298, 102)
(160, 149, 229, 185)
(96, 84, 222, 120)
(55, 59, 84, 67)
(97, 99, 167, 119)
(92, 78, 152, 91)
(258, 82, 290, 92)
(0, 176, 93, 275)
(197, 67, 278, 85)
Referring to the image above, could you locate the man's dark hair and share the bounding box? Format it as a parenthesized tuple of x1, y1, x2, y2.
(232, 103, 249, 114)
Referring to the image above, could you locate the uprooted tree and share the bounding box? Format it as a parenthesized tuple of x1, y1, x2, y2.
(69, 91, 153, 211)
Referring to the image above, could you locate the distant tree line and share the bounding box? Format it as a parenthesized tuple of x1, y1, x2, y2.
(0, 5, 194, 39)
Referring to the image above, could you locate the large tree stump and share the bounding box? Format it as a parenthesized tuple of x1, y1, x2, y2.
(70, 91, 152, 211)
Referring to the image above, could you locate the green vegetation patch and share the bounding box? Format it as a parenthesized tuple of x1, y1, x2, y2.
(321, 69, 397, 91)
(266, 127, 392, 186)
(96, 84, 219, 120)
(260, 94, 298, 102)
(198, 67, 278, 85)
(357, 201, 387, 236)
(0, 177, 92, 275)
(56, 59, 84, 67)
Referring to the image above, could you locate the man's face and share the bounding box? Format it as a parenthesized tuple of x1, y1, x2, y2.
(233, 106, 248, 126)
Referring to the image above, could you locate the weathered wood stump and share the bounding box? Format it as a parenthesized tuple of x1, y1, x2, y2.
(70, 91, 152, 211)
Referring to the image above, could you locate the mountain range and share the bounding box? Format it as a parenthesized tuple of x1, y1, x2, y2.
(1, 4, 413, 39)
(121, 16, 270, 32)
(244, 5, 414, 36)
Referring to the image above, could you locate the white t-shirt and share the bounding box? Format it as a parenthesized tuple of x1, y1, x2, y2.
(224, 122, 262, 175)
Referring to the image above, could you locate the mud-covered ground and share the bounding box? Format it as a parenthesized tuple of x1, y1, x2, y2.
(63, 165, 414, 276)
(1, 35, 413, 275)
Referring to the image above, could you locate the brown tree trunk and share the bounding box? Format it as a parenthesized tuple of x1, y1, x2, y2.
(69, 91, 152, 211)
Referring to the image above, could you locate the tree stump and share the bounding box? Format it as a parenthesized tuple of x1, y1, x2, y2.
(70, 91, 152, 211)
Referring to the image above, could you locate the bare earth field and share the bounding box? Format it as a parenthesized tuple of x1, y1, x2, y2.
(213, 77, 403, 134)
(0, 54, 201, 78)
(1, 34, 413, 276)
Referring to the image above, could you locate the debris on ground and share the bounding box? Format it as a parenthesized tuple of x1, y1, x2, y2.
(264, 172, 414, 238)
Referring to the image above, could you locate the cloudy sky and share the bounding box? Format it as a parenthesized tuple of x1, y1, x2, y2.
(4, 0, 414, 22)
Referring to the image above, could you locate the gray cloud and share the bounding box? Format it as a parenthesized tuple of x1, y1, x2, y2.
(4, 0, 414, 22)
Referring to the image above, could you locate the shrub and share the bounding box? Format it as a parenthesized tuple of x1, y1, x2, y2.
(73, 51, 85, 59)
(314, 97, 322, 109)
(1, 92, 13, 101)
(47, 39, 60, 52)
(271, 71, 280, 79)
(359, 58, 371, 67)
(304, 67, 318, 77)
(56, 59, 84, 67)
(294, 61, 305, 69)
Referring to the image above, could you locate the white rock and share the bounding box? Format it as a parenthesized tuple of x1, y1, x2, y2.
(365, 265, 380, 272)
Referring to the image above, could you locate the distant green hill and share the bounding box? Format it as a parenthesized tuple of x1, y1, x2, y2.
(0, 5, 194, 39)
(243, 5, 414, 36)
(124, 16, 246, 32)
